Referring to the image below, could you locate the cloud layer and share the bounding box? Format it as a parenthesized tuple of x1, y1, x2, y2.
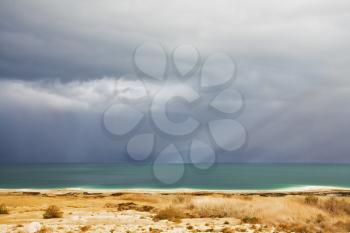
(0, 0, 350, 162)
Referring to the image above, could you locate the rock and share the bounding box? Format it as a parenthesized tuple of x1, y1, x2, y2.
(25, 222, 41, 233)
(71, 215, 87, 223)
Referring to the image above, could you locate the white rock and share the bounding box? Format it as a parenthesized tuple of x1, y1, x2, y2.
(71, 215, 87, 223)
(25, 222, 41, 233)
(0, 225, 7, 233)
(71, 215, 80, 221)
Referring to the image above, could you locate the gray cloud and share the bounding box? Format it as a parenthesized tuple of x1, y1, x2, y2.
(0, 77, 349, 163)
(1, 0, 350, 81)
(0, 0, 350, 163)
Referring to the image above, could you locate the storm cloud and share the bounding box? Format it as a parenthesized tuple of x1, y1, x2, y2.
(0, 0, 350, 163)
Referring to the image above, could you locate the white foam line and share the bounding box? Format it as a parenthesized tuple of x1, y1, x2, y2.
(0, 185, 349, 194)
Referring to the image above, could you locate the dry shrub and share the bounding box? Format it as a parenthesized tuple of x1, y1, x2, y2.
(36, 226, 52, 233)
(241, 216, 260, 224)
(149, 227, 162, 233)
(80, 225, 91, 232)
(304, 195, 318, 205)
(43, 205, 63, 219)
(0, 204, 9, 214)
(222, 227, 235, 233)
(315, 214, 325, 224)
(153, 205, 186, 221)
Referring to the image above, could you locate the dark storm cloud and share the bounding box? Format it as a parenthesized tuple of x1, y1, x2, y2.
(1, 0, 350, 81)
(0, 79, 126, 162)
(0, 0, 350, 162)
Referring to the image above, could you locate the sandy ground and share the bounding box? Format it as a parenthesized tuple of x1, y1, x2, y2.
(0, 189, 350, 233)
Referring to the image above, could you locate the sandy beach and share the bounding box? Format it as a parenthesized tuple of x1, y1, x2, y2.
(0, 188, 350, 233)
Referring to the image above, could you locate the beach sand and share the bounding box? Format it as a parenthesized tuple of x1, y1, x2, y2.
(0, 188, 350, 233)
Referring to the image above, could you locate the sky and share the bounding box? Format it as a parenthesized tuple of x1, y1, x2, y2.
(1, 0, 350, 163)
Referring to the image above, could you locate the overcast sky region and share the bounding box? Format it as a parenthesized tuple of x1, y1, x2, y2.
(1, 0, 350, 163)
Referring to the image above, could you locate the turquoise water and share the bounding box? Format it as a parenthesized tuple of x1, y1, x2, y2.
(0, 164, 349, 190)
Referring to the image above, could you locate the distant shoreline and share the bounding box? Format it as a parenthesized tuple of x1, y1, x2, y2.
(1, 185, 350, 196)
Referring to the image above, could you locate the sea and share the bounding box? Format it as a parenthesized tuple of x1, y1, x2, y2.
(0, 163, 349, 190)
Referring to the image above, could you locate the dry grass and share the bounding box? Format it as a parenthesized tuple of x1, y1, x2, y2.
(190, 197, 259, 219)
(118, 193, 160, 204)
(0, 204, 9, 214)
(151, 195, 350, 232)
(304, 196, 350, 216)
(304, 195, 318, 205)
(1, 191, 350, 233)
(193, 201, 237, 218)
(153, 205, 186, 222)
(322, 197, 350, 215)
(171, 194, 194, 211)
(43, 205, 63, 219)
(333, 220, 350, 232)
(171, 195, 192, 204)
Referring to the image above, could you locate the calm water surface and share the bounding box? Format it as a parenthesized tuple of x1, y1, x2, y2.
(0, 164, 349, 190)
